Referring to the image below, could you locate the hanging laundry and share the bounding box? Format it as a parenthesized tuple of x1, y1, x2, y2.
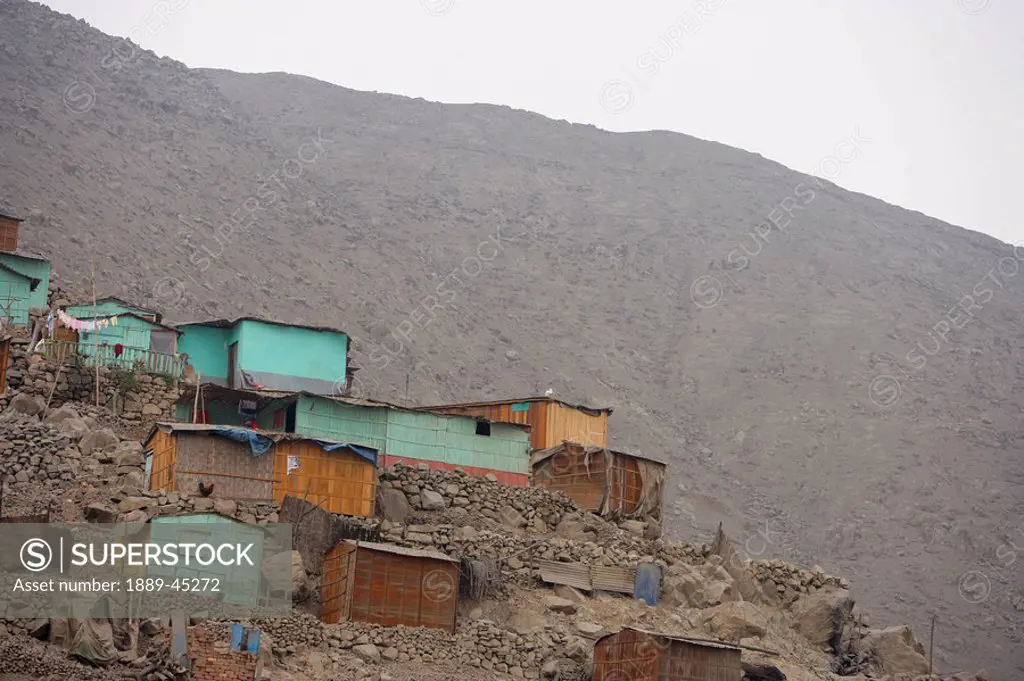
(114, 343, 124, 358)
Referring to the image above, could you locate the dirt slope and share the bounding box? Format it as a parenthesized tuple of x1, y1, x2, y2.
(0, 1, 1021, 676)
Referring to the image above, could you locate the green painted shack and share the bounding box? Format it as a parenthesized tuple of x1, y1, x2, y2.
(176, 386, 533, 485)
(0, 262, 39, 326)
(0, 250, 51, 315)
(63, 298, 181, 374)
(176, 317, 349, 394)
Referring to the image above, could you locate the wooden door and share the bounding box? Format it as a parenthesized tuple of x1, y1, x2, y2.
(227, 342, 238, 389)
(0, 336, 10, 394)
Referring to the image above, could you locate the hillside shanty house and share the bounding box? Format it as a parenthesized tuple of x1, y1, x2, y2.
(421, 396, 613, 450)
(176, 317, 349, 394)
(144, 423, 379, 517)
(321, 540, 459, 631)
(62, 298, 182, 374)
(0, 261, 40, 327)
(593, 628, 742, 681)
(0, 209, 51, 327)
(530, 442, 666, 519)
(0, 210, 22, 253)
(175, 386, 534, 485)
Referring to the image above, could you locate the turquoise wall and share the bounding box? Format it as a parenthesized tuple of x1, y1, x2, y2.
(177, 325, 232, 384)
(177, 320, 346, 393)
(296, 396, 530, 474)
(0, 253, 50, 311)
(0, 268, 32, 325)
(76, 314, 155, 353)
(235, 320, 347, 391)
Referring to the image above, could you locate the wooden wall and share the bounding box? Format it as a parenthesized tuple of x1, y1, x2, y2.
(273, 441, 376, 518)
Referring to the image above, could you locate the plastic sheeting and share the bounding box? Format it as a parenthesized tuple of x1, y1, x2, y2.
(158, 425, 379, 464)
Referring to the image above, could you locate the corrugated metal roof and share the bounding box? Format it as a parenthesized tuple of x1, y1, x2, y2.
(175, 316, 347, 335)
(597, 628, 744, 652)
(420, 396, 613, 416)
(69, 311, 179, 333)
(352, 540, 457, 564)
(0, 210, 24, 222)
(1, 249, 48, 262)
(144, 422, 378, 453)
(531, 442, 667, 467)
(0, 262, 39, 287)
(590, 565, 636, 594)
(536, 559, 593, 591)
(174, 384, 531, 431)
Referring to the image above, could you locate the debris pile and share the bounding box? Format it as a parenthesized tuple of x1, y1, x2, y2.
(380, 463, 579, 531)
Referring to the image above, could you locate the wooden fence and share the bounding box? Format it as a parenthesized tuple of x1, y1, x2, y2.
(39, 339, 184, 377)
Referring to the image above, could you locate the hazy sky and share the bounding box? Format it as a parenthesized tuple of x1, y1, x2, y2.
(40, 0, 1024, 245)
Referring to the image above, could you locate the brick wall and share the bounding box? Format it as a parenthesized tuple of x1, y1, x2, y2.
(190, 623, 261, 681)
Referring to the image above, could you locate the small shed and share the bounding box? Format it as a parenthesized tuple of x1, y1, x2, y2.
(421, 396, 613, 450)
(321, 540, 459, 631)
(0, 262, 39, 326)
(593, 628, 742, 681)
(0, 210, 23, 252)
(144, 423, 379, 517)
(530, 442, 666, 519)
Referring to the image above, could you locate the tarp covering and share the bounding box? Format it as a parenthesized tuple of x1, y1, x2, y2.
(531, 443, 665, 520)
(150, 423, 379, 464)
(213, 426, 275, 456)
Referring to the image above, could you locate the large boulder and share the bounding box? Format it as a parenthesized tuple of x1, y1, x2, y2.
(545, 595, 578, 614)
(263, 550, 309, 602)
(58, 418, 90, 440)
(419, 489, 445, 511)
(790, 587, 855, 652)
(858, 625, 930, 675)
(43, 404, 79, 425)
(703, 601, 769, 641)
(378, 487, 412, 523)
(79, 428, 119, 455)
(661, 561, 738, 609)
(5, 392, 46, 417)
(84, 503, 118, 523)
(113, 441, 144, 467)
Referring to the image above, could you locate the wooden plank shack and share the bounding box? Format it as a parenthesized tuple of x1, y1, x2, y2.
(321, 541, 459, 631)
(530, 442, 666, 519)
(144, 423, 378, 517)
(594, 628, 743, 681)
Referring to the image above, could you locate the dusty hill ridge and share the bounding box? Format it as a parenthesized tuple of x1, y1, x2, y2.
(0, 0, 1021, 676)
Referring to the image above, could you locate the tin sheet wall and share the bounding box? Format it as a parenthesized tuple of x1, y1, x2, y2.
(435, 400, 607, 450)
(273, 440, 376, 517)
(147, 429, 178, 494)
(321, 544, 457, 631)
(532, 447, 645, 515)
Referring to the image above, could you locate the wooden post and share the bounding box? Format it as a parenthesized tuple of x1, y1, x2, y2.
(928, 613, 936, 675)
(192, 372, 201, 423)
(92, 250, 99, 407)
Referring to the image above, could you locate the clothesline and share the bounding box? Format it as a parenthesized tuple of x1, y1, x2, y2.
(53, 309, 120, 333)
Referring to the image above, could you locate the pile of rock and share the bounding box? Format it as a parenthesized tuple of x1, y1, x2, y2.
(100, 489, 281, 525)
(0, 633, 129, 680)
(751, 559, 849, 604)
(0, 408, 77, 489)
(1, 344, 180, 423)
(254, 612, 325, 654)
(378, 464, 578, 531)
(324, 619, 586, 679)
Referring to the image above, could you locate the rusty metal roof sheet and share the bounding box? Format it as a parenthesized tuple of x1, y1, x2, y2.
(531, 442, 667, 467)
(536, 559, 593, 591)
(597, 628, 744, 652)
(420, 396, 613, 416)
(590, 565, 636, 594)
(351, 540, 458, 564)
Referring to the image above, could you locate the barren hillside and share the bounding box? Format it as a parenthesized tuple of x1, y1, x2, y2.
(0, 0, 1021, 677)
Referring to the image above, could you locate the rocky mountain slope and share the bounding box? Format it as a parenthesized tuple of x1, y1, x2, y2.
(1, 0, 1021, 677)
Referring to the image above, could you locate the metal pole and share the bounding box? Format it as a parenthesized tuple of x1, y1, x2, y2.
(928, 613, 936, 675)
